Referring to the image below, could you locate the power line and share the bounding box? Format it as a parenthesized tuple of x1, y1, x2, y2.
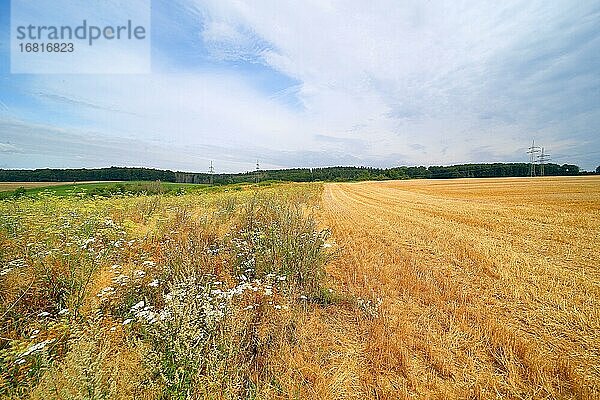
(209, 161, 214, 185)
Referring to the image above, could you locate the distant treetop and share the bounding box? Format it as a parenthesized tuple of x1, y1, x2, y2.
(0, 163, 584, 184)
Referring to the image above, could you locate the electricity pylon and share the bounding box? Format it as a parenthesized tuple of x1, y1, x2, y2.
(255, 160, 260, 184)
(537, 147, 551, 176)
(209, 161, 214, 185)
(527, 139, 541, 177)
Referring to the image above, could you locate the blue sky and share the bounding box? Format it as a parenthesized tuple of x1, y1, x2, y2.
(0, 0, 599, 172)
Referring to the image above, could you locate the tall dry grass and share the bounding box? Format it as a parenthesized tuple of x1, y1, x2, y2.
(1, 183, 340, 399)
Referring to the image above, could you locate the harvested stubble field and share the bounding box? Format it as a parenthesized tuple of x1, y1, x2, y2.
(319, 176, 600, 399)
(0, 177, 598, 399)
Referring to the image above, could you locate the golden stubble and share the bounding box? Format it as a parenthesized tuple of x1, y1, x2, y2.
(312, 176, 600, 399)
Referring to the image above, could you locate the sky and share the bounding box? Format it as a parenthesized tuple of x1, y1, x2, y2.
(0, 0, 599, 173)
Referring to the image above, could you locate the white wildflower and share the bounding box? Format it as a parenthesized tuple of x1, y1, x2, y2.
(112, 274, 129, 285)
(131, 301, 145, 312)
(159, 309, 172, 321)
(20, 339, 55, 357)
(82, 238, 96, 249)
(122, 319, 132, 326)
(133, 270, 146, 278)
(148, 279, 159, 287)
(136, 309, 158, 324)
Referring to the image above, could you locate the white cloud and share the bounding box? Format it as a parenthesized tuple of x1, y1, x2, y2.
(2, 0, 598, 170)
(28, 72, 310, 149)
(188, 0, 599, 168)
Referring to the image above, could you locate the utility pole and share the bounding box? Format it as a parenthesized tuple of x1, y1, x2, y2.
(527, 139, 541, 177)
(255, 160, 260, 184)
(209, 161, 214, 185)
(537, 147, 551, 177)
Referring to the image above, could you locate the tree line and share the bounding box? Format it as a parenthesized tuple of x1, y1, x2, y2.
(0, 163, 587, 184)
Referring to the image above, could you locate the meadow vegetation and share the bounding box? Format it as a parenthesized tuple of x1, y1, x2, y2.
(0, 181, 210, 199)
(0, 183, 342, 399)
